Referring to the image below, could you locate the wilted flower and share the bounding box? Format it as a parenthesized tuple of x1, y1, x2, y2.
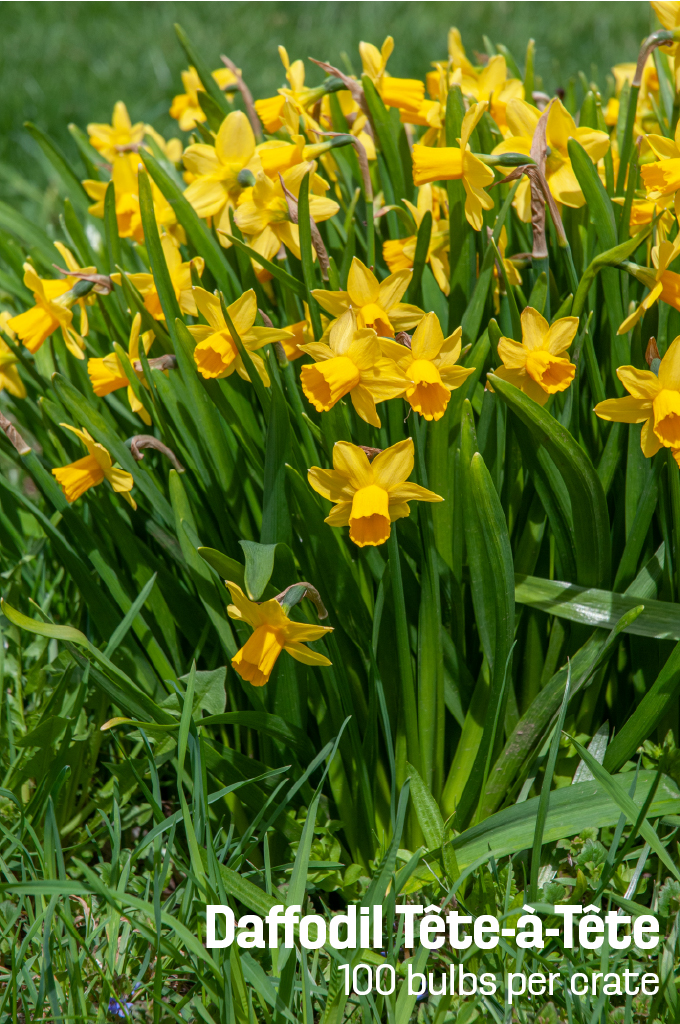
(299, 309, 408, 427)
(493, 306, 578, 405)
(308, 438, 443, 546)
(52, 425, 136, 508)
(226, 581, 332, 686)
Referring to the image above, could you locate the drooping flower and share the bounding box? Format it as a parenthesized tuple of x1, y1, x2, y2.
(182, 111, 261, 242)
(311, 257, 424, 337)
(6, 243, 98, 359)
(594, 335, 680, 462)
(233, 163, 339, 262)
(87, 102, 145, 161)
(52, 425, 136, 508)
(308, 438, 443, 547)
(412, 102, 495, 231)
(170, 65, 239, 131)
(617, 238, 680, 334)
(299, 309, 408, 427)
(493, 306, 578, 406)
(382, 185, 451, 295)
(226, 581, 332, 686)
(379, 313, 474, 421)
(187, 287, 292, 383)
(88, 312, 154, 424)
(0, 315, 26, 399)
(492, 98, 610, 222)
(111, 236, 204, 319)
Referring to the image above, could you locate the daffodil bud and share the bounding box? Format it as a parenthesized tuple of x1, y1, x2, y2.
(237, 168, 256, 188)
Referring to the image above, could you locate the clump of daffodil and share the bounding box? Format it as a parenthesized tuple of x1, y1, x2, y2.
(492, 98, 609, 222)
(493, 306, 578, 406)
(412, 101, 495, 231)
(170, 65, 238, 131)
(312, 256, 424, 337)
(618, 238, 680, 334)
(0, 315, 26, 399)
(380, 313, 474, 421)
(299, 309, 408, 427)
(594, 335, 680, 462)
(188, 287, 292, 383)
(308, 438, 443, 547)
(111, 237, 204, 319)
(84, 153, 184, 247)
(88, 312, 154, 424)
(382, 185, 450, 295)
(359, 36, 425, 116)
(52, 425, 136, 508)
(226, 581, 333, 687)
(234, 163, 339, 262)
(6, 243, 100, 359)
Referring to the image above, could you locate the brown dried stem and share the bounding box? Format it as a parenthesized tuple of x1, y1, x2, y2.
(275, 582, 329, 620)
(129, 435, 185, 472)
(220, 55, 263, 140)
(0, 410, 31, 455)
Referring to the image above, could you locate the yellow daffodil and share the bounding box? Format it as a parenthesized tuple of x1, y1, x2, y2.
(492, 98, 610, 222)
(298, 309, 408, 427)
(382, 184, 450, 294)
(493, 225, 523, 312)
(111, 236, 204, 319)
(182, 111, 261, 242)
(0, 315, 26, 399)
(233, 163, 339, 262)
(493, 306, 578, 406)
(594, 335, 680, 461)
(254, 45, 329, 136)
(604, 59, 659, 138)
(640, 120, 680, 205)
(280, 303, 324, 361)
(170, 65, 238, 131)
(359, 36, 425, 117)
(52, 425, 136, 508)
(412, 101, 495, 231)
(379, 313, 474, 421)
(319, 91, 376, 161)
(311, 256, 424, 337)
(226, 581, 333, 686)
(618, 238, 680, 334)
(411, 53, 522, 139)
(308, 438, 443, 547)
(187, 287, 292, 383)
(88, 312, 154, 424)
(6, 242, 97, 359)
(84, 153, 183, 246)
(87, 101, 145, 160)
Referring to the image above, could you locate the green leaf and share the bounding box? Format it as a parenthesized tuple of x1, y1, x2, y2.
(260, 380, 291, 545)
(174, 23, 231, 118)
(201, 712, 313, 759)
(24, 122, 89, 209)
(405, 211, 431, 304)
(490, 373, 610, 587)
(199, 547, 246, 589)
(406, 761, 444, 851)
(568, 138, 617, 249)
(239, 540, 278, 600)
(362, 76, 406, 207)
(222, 233, 305, 295)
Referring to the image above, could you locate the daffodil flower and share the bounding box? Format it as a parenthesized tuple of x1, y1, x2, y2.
(618, 238, 680, 334)
(640, 119, 680, 205)
(380, 313, 474, 421)
(170, 65, 238, 131)
(594, 335, 680, 461)
(111, 237, 204, 319)
(226, 581, 333, 687)
(7, 242, 97, 359)
(84, 153, 183, 246)
(280, 303, 325, 361)
(234, 163, 339, 262)
(311, 257, 424, 337)
(188, 287, 292, 383)
(492, 98, 609, 222)
(87, 101, 145, 161)
(299, 309, 408, 427)
(52, 425, 136, 508)
(412, 102, 495, 231)
(0, 315, 26, 399)
(383, 185, 451, 295)
(308, 438, 443, 547)
(493, 306, 578, 406)
(182, 111, 262, 243)
(359, 36, 425, 115)
(88, 312, 154, 424)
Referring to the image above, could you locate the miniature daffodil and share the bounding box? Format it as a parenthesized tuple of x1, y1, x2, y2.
(87, 101, 145, 161)
(84, 153, 183, 246)
(412, 101, 495, 231)
(170, 65, 238, 131)
(618, 238, 680, 334)
(299, 309, 408, 427)
(52, 425, 136, 508)
(308, 438, 443, 547)
(382, 185, 450, 295)
(493, 306, 578, 406)
(226, 581, 332, 686)
(88, 312, 154, 424)
(380, 313, 474, 421)
(359, 36, 425, 115)
(311, 256, 424, 337)
(0, 315, 26, 399)
(111, 236, 204, 319)
(187, 287, 292, 383)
